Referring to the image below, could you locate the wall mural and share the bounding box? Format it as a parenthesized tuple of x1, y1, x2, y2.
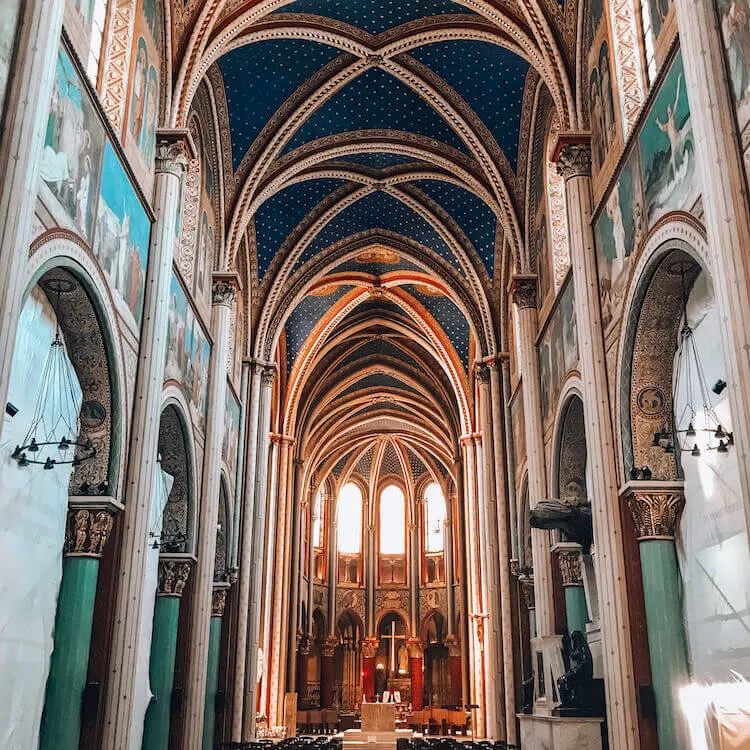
(639, 52, 698, 223)
(646, 0, 675, 49)
(717, 0, 750, 136)
(594, 145, 647, 331)
(195, 131, 216, 307)
(537, 279, 578, 424)
(40, 44, 152, 333)
(0, 0, 21, 114)
(165, 273, 212, 433)
(125, 0, 163, 190)
(223, 388, 241, 480)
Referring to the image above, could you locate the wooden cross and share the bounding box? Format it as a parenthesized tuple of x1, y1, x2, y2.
(380, 619, 406, 674)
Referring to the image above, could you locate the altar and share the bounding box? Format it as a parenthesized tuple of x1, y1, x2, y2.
(342, 704, 412, 750)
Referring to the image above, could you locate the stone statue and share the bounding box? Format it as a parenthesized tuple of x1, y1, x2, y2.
(397, 643, 409, 674)
(554, 631, 604, 717)
(530, 497, 593, 552)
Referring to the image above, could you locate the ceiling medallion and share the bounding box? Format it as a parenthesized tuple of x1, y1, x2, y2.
(355, 247, 400, 265)
(309, 282, 341, 297)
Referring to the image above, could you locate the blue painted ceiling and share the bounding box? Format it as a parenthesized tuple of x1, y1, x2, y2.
(330, 152, 420, 169)
(331, 253, 422, 276)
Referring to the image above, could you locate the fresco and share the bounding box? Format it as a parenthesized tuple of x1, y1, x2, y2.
(589, 41, 618, 173)
(594, 145, 647, 330)
(718, 0, 750, 134)
(639, 52, 698, 223)
(0, 0, 20, 113)
(646, 0, 674, 45)
(126, 0, 163, 186)
(223, 389, 241, 479)
(40, 46, 105, 242)
(94, 142, 151, 328)
(510, 388, 526, 471)
(194, 128, 217, 305)
(165, 274, 212, 432)
(537, 279, 578, 423)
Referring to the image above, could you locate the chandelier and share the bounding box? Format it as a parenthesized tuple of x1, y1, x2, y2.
(12, 279, 96, 470)
(652, 261, 733, 458)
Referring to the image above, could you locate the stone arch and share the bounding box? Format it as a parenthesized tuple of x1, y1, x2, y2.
(214, 472, 231, 583)
(552, 387, 588, 502)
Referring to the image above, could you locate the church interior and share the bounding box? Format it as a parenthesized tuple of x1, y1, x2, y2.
(2, 0, 750, 748)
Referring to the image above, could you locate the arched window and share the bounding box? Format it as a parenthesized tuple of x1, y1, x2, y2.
(337, 483, 362, 554)
(313, 485, 325, 549)
(379, 484, 406, 554)
(424, 483, 447, 553)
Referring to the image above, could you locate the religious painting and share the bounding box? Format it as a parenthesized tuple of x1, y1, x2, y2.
(594, 145, 647, 331)
(717, 0, 750, 135)
(195, 131, 217, 305)
(510, 388, 526, 472)
(536, 212, 551, 304)
(165, 273, 212, 432)
(93, 142, 151, 329)
(537, 279, 578, 423)
(0, 0, 21, 115)
(223, 388, 241, 479)
(639, 52, 698, 223)
(125, 0, 163, 190)
(646, 0, 674, 46)
(63, 0, 107, 80)
(39, 45, 105, 242)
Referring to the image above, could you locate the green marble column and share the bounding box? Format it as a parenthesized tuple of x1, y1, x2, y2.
(40, 507, 116, 750)
(625, 484, 690, 750)
(143, 560, 192, 750)
(556, 546, 589, 637)
(202, 589, 227, 750)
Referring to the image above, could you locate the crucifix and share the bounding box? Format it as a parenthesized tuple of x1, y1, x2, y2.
(381, 619, 406, 676)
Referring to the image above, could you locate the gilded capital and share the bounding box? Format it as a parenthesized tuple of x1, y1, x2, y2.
(406, 637, 424, 659)
(64, 507, 116, 558)
(624, 486, 685, 540)
(322, 635, 339, 657)
(212, 588, 228, 617)
(360, 637, 379, 659)
(158, 559, 192, 596)
(444, 634, 461, 658)
(557, 550, 583, 587)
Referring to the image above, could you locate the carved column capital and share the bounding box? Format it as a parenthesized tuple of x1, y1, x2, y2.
(621, 482, 685, 540)
(155, 129, 193, 177)
(510, 558, 521, 577)
(212, 588, 228, 617)
(475, 362, 491, 385)
(298, 636, 311, 656)
(406, 637, 424, 659)
(556, 144, 592, 180)
(212, 273, 238, 307)
(510, 275, 537, 309)
(556, 550, 584, 587)
(444, 634, 461, 658)
(64, 507, 116, 558)
(158, 559, 193, 596)
(520, 577, 536, 610)
(322, 635, 339, 657)
(360, 637, 379, 659)
(260, 364, 276, 388)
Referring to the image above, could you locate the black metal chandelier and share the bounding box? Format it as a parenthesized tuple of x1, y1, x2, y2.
(12, 279, 96, 470)
(652, 261, 733, 458)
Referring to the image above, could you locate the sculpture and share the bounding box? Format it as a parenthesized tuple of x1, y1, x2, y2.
(554, 631, 605, 717)
(530, 497, 593, 552)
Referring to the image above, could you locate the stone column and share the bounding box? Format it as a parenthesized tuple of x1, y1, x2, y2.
(229, 363, 251, 575)
(554, 138, 639, 749)
(327, 517, 338, 638)
(361, 637, 379, 701)
(366, 519, 377, 636)
(103, 131, 192, 749)
(0, 0, 65, 428)
(674, 0, 750, 530)
(510, 278, 554, 637)
(321, 636, 338, 709)
(143, 559, 193, 750)
(500, 356, 520, 565)
(553, 543, 588, 637)
(242, 365, 276, 738)
(40, 506, 117, 750)
(409, 521, 419, 637)
(444, 504, 456, 635)
(622, 482, 690, 749)
(453, 457, 471, 709)
(231, 363, 262, 740)
(306, 480, 317, 640)
(182, 276, 236, 749)
(202, 588, 228, 750)
(445, 635, 462, 708)
(407, 639, 424, 710)
(296, 636, 311, 706)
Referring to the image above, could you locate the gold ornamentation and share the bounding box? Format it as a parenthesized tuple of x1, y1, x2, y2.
(557, 551, 583, 587)
(64, 508, 116, 557)
(158, 560, 192, 596)
(355, 248, 399, 265)
(322, 636, 339, 658)
(360, 637, 379, 660)
(406, 637, 424, 660)
(625, 488, 685, 540)
(212, 588, 228, 617)
(444, 634, 461, 658)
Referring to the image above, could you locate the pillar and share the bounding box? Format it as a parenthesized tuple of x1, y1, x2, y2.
(361, 638, 379, 701)
(444, 504, 456, 635)
(519, 576, 536, 640)
(445, 635, 462, 708)
(407, 639, 424, 711)
(554, 137, 640, 749)
(143, 559, 193, 750)
(674, 0, 750, 531)
(102, 130, 192, 748)
(0, 0, 65, 426)
(183, 276, 236, 749)
(296, 637, 311, 706)
(202, 588, 228, 750)
(623, 483, 690, 749)
(40, 507, 117, 750)
(509, 279, 555, 638)
(553, 543, 588, 637)
(321, 636, 338, 709)
(408, 520, 419, 638)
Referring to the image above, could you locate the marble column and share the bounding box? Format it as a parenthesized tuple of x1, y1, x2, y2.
(143, 559, 193, 750)
(361, 637, 379, 701)
(231, 362, 262, 740)
(500, 356, 520, 565)
(622, 482, 690, 749)
(553, 543, 588, 637)
(103, 130, 192, 748)
(327, 518, 338, 638)
(554, 138, 639, 749)
(407, 639, 424, 710)
(0, 0, 65, 428)
(453, 457, 471, 709)
(202, 588, 228, 750)
(409, 521, 419, 638)
(443, 506, 456, 635)
(366, 519, 377, 636)
(242, 364, 276, 738)
(182, 276, 236, 749)
(674, 0, 750, 530)
(229, 363, 250, 575)
(40, 506, 117, 750)
(321, 636, 338, 709)
(510, 278, 554, 638)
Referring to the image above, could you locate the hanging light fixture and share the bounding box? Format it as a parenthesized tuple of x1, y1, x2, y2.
(12, 278, 96, 470)
(652, 261, 734, 458)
